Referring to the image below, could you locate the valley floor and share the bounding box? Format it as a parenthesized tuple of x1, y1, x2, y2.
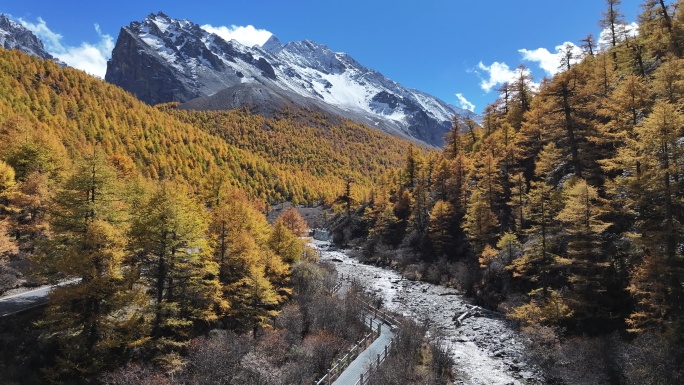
(313, 240, 544, 385)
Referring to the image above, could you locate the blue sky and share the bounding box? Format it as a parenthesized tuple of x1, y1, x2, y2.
(2, 0, 642, 114)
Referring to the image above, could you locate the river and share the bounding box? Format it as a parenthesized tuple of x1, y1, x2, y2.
(313, 240, 543, 385)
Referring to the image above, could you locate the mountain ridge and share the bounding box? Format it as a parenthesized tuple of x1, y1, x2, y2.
(106, 12, 465, 146)
(0, 14, 56, 61)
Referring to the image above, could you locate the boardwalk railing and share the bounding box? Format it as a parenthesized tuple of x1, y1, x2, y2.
(333, 274, 399, 328)
(314, 317, 382, 385)
(353, 336, 396, 385)
(351, 296, 399, 329)
(314, 276, 401, 385)
(330, 279, 343, 295)
(330, 275, 398, 328)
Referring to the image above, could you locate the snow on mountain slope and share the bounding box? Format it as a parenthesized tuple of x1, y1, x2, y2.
(106, 12, 464, 146)
(0, 14, 57, 61)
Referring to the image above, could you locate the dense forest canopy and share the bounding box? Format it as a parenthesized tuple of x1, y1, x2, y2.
(2, 0, 684, 384)
(329, 0, 684, 382)
(0, 35, 420, 383)
(0, 49, 414, 208)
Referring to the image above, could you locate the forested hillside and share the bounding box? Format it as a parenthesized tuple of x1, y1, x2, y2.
(0, 49, 413, 206)
(334, 1, 684, 382)
(0, 44, 416, 297)
(162, 105, 412, 204)
(0, 44, 423, 384)
(4, 0, 684, 383)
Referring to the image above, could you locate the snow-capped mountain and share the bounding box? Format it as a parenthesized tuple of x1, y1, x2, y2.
(107, 12, 465, 146)
(0, 14, 56, 61)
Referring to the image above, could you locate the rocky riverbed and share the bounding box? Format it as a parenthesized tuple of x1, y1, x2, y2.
(314, 241, 544, 385)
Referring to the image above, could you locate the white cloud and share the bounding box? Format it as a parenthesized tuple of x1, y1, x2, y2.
(201, 24, 272, 47)
(519, 42, 583, 76)
(598, 22, 639, 51)
(473, 20, 640, 101)
(520, 23, 637, 77)
(19, 17, 114, 78)
(455, 93, 475, 112)
(475, 61, 519, 92)
(18, 17, 64, 51)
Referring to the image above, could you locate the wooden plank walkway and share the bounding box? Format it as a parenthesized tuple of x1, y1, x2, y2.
(314, 274, 398, 385)
(332, 315, 395, 385)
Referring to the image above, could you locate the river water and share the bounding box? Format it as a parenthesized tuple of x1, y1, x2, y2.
(313, 240, 543, 385)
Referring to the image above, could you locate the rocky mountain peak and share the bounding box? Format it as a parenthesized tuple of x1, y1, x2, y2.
(0, 14, 56, 61)
(262, 35, 283, 54)
(106, 12, 462, 146)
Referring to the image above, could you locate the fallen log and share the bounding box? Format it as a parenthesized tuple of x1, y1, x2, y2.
(455, 311, 471, 326)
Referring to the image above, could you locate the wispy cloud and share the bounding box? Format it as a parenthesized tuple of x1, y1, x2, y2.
(455, 93, 475, 112)
(18, 16, 63, 50)
(201, 24, 272, 47)
(475, 61, 521, 92)
(19, 17, 114, 78)
(519, 42, 583, 76)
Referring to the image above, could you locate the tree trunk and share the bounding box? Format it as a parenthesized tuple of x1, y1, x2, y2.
(561, 81, 582, 177)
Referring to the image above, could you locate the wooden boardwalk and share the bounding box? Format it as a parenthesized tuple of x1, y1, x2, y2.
(332, 315, 395, 385)
(315, 275, 399, 385)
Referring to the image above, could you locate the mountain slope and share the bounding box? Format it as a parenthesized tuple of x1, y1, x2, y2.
(0, 48, 412, 204)
(106, 12, 462, 146)
(0, 14, 56, 61)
